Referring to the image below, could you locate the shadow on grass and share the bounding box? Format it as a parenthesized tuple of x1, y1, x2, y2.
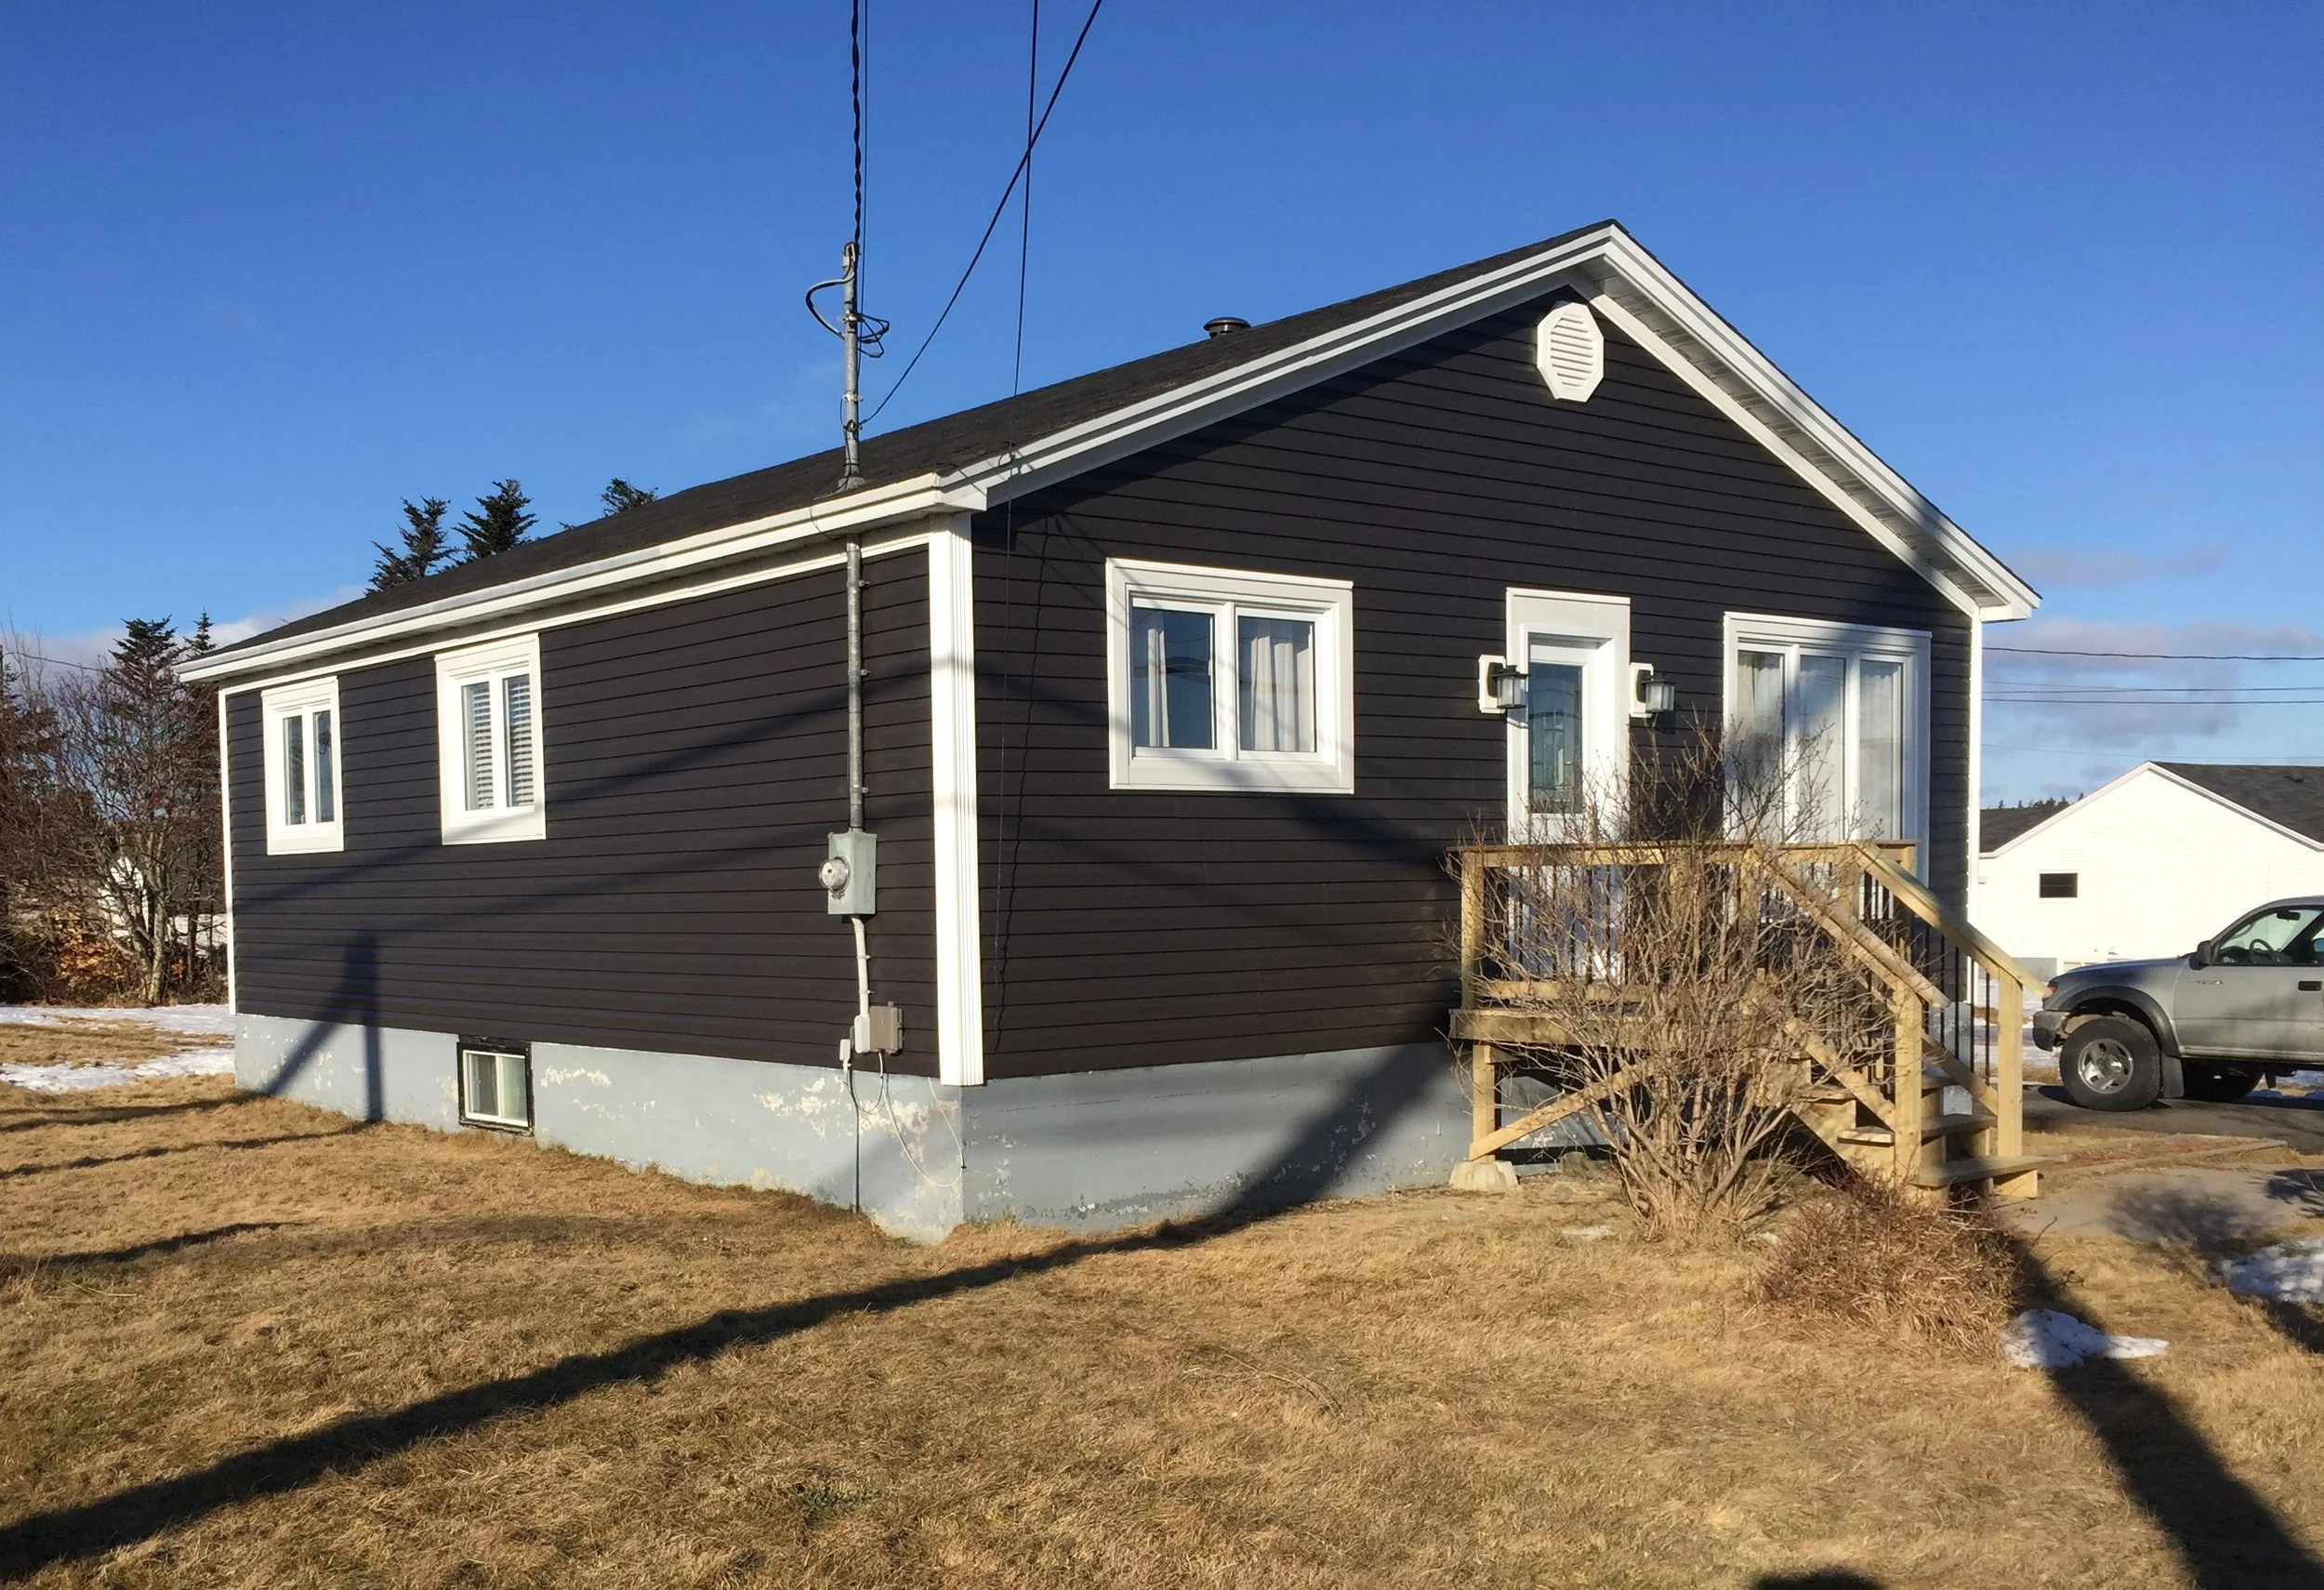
(1753, 1575, 1881, 1590)
(0, 1041, 1443, 1578)
(0, 1122, 368, 1182)
(0, 1093, 255, 1134)
(0, 1223, 289, 1279)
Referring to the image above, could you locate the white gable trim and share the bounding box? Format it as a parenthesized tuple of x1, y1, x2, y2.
(1985, 762, 2324, 861)
(186, 224, 2033, 687)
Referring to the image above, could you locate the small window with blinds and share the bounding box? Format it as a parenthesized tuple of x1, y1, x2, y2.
(457, 1039, 533, 1131)
(260, 676, 345, 854)
(1106, 559, 1354, 793)
(435, 635, 547, 843)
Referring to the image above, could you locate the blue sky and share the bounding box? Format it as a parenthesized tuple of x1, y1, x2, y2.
(3, 1, 2317, 802)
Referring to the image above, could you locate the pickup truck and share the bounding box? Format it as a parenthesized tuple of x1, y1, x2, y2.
(2032, 896, 2324, 1111)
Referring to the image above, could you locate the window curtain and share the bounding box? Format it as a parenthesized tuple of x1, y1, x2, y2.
(503, 673, 535, 807)
(463, 681, 495, 810)
(1237, 616, 1315, 753)
(1857, 658, 1902, 838)
(1797, 652, 1847, 840)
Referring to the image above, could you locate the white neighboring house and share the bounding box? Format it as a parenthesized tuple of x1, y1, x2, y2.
(1977, 762, 2324, 978)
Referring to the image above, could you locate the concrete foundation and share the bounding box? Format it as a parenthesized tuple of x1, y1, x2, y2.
(234, 1015, 1471, 1241)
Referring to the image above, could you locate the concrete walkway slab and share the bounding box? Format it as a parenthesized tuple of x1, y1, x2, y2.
(1997, 1166, 2324, 1243)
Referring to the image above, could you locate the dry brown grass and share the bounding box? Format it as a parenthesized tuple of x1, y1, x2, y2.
(0, 1016, 227, 1070)
(5, 1080, 2324, 1588)
(1751, 1177, 2034, 1350)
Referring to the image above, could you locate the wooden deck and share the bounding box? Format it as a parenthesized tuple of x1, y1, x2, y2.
(1452, 841, 2044, 1200)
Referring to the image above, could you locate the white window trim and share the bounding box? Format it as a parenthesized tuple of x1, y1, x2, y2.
(1723, 612, 1931, 848)
(1104, 558, 1355, 794)
(1503, 590, 1631, 840)
(259, 675, 344, 855)
(457, 1041, 534, 1131)
(435, 634, 548, 845)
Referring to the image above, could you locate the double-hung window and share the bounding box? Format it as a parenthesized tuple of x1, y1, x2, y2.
(260, 677, 344, 854)
(1105, 559, 1355, 793)
(1724, 614, 1928, 845)
(435, 635, 547, 843)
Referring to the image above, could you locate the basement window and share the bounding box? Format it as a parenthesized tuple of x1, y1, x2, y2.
(1104, 558, 1355, 793)
(2040, 872, 2079, 899)
(458, 1040, 533, 1131)
(435, 635, 547, 844)
(260, 676, 344, 855)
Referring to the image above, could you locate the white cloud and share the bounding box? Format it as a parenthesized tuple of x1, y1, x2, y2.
(2007, 540, 2228, 589)
(5, 587, 360, 679)
(1986, 616, 2324, 749)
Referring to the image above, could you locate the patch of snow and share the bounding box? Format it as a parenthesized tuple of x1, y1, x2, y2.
(0, 1050, 236, 1093)
(2000, 1308, 2170, 1370)
(2216, 1238, 2324, 1302)
(0, 1003, 233, 1037)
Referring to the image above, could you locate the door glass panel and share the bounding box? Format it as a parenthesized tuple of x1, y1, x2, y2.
(1857, 659, 1901, 838)
(1527, 656, 1585, 815)
(1797, 653, 1847, 840)
(1236, 615, 1315, 752)
(1732, 650, 1785, 828)
(1129, 606, 1215, 750)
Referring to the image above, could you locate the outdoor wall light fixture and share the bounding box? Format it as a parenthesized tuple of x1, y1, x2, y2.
(1477, 655, 1526, 713)
(1629, 662, 1678, 721)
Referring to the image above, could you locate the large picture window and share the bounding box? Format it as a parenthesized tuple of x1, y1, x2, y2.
(1105, 559, 1354, 793)
(1724, 614, 1928, 845)
(435, 635, 547, 844)
(259, 676, 344, 855)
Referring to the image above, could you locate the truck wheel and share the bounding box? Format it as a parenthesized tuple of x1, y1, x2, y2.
(2060, 1016, 2163, 1111)
(2182, 1065, 2261, 1104)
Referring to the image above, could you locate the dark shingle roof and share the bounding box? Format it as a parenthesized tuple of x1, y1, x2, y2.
(1980, 801, 2071, 853)
(212, 220, 1618, 660)
(2157, 763, 2324, 844)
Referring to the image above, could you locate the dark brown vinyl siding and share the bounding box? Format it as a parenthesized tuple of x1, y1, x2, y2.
(973, 300, 1971, 1078)
(228, 550, 938, 1074)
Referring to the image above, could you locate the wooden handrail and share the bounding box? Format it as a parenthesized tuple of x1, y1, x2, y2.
(1850, 842, 2042, 995)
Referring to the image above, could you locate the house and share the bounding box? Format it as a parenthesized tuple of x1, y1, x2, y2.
(1976, 762, 2324, 977)
(182, 220, 2038, 1239)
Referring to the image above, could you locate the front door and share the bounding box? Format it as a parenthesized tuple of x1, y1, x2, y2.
(1504, 590, 1631, 841)
(2176, 903, 2324, 1059)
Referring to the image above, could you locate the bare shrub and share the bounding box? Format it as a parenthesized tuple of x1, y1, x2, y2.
(1753, 1175, 2032, 1348)
(1487, 725, 1885, 1243)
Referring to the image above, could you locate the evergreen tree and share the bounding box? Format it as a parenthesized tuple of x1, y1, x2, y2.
(188, 612, 216, 656)
(601, 477, 658, 515)
(371, 497, 451, 590)
(457, 480, 535, 563)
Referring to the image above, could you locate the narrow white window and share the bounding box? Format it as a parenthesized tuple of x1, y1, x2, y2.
(436, 635, 547, 843)
(458, 1041, 532, 1130)
(1723, 614, 1929, 847)
(1106, 559, 1354, 793)
(259, 676, 344, 855)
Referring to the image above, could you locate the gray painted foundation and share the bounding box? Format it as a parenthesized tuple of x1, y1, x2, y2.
(234, 1014, 1471, 1241)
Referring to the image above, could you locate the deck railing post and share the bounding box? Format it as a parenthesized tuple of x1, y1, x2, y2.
(1994, 966, 2027, 1169)
(1459, 852, 1486, 1011)
(1892, 988, 1925, 1186)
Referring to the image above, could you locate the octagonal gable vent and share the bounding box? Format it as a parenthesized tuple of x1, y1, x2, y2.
(1535, 301, 1604, 402)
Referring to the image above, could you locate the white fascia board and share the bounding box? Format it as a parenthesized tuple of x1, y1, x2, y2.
(1974, 761, 2324, 861)
(1580, 235, 2039, 621)
(2139, 763, 2324, 854)
(182, 474, 982, 685)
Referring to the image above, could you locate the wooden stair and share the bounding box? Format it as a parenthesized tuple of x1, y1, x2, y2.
(1453, 839, 2047, 1204)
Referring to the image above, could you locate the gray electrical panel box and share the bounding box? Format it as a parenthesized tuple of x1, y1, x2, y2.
(821, 828, 878, 916)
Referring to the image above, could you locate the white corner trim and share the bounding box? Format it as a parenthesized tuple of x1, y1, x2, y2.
(1103, 557, 1357, 795)
(434, 633, 548, 845)
(928, 520, 985, 1087)
(217, 688, 237, 1014)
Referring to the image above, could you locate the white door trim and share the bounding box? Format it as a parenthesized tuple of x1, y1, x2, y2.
(1504, 589, 1631, 839)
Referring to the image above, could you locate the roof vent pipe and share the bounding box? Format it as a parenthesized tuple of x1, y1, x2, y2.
(1204, 316, 1250, 338)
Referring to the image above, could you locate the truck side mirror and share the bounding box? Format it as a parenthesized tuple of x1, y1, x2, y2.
(2191, 940, 2212, 969)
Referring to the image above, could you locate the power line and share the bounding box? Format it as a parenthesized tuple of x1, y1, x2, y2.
(1989, 697, 2324, 707)
(1012, 0, 1038, 402)
(863, 0, 1105, 428)
(1989, 683, 2324, 695)
(1990, 645, 2324, 661)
